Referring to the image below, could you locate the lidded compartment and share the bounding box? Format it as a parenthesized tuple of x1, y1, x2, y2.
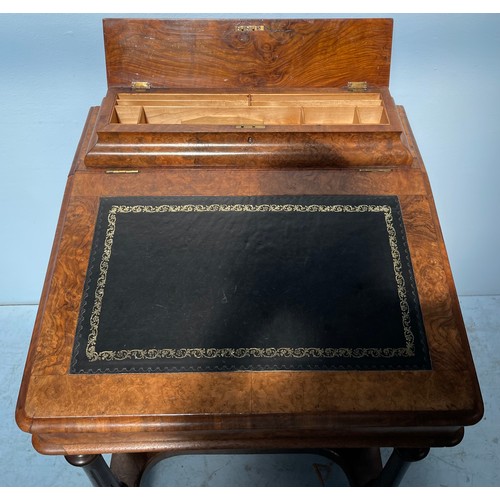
(112, 92, 389, 126)
(85, 18, 413, 169)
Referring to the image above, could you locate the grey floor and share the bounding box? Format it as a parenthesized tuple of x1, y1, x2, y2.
(1, 296, 499, 487)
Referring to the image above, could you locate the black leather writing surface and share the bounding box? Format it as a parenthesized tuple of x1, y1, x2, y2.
(71, 196, 430, 373)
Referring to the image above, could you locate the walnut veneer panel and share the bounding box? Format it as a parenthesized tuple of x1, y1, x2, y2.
(15, 17, 482, 458)
(16, 106, 482, 455)
(104, 18, 393, 89)
(16, 76, 483, 454)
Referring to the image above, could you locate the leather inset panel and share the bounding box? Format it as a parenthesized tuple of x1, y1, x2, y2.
(71, 195, 430, 373)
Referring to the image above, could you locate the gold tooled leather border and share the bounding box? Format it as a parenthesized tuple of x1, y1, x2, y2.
(85, 203, 415, 363)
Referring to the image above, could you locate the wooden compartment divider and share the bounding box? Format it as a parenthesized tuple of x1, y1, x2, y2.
(112, 92, 388, 126)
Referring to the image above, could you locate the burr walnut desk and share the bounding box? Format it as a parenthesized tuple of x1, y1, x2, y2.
(16, 18, 483, 487)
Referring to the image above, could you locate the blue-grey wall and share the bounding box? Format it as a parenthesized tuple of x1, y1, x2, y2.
(1, 13, 499, 303)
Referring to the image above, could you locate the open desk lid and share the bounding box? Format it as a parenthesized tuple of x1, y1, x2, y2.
(103, 18, 393, 90)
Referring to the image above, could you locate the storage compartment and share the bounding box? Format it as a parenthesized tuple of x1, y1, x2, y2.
(111, 92, 389, 126)
(84, 19, 413, 169)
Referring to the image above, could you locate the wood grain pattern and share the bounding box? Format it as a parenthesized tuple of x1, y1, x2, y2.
(16, 106, 483, 455)
(31, 427, 465, 456)
(103, 18, 393, 89)
(90, 19, 402, 170)
(85, 88, 412, 169)
(85, 129, 414, 169)
(16, 19, 482, 458)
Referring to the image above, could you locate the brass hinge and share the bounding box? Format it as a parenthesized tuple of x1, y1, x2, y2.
(105, 170, 139, 174)
(131, 81, 151, 91)
(347, 81, 368, 92)
(359, 168, 392, 172)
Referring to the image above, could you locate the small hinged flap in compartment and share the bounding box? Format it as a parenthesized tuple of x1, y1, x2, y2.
(103, 18, 393, 89)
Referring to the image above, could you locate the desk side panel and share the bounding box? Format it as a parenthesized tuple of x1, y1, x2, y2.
(15, 108, 99, 433)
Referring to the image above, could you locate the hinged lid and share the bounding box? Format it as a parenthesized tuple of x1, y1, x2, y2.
(103, 18, 393, 89)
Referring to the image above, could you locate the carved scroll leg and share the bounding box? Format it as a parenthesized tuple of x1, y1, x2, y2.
(65, 454, 122, 487)
(370, 447, 430, 486)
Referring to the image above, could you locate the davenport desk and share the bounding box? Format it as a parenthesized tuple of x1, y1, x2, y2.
(16, 18, 483, 486)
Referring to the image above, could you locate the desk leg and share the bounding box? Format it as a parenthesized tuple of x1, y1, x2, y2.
(321, 448, 383, 486)
(65, 454, 122, 487)
(64, 448, 429, 487)
(110, 453, 154, 487)
(371, 448, 430, 486)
